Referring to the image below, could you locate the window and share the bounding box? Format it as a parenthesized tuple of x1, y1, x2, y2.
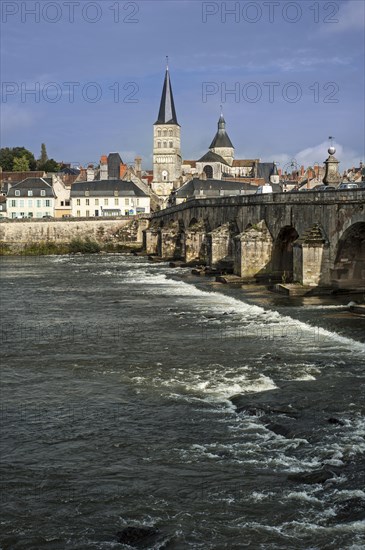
(77, 210, 81, 217)
(95, 199, 99, 206)
(20, 200, 24, 207)
(157, 129, 161, 136)
(163, 130, 167, 136)
(169, 141, 173, 148)
(28, 212, 33, 218)
(104, 198, 108, 206)
(136, 199, 140, 206)
(86, 199, 90, 206)
(169, 129, 173, 136)
(163, 141, 167, 148)
(28, 200, 33, 207)
(11, 200, 16, 207)
(45, 200, 50, 207)
(77, 199, 81, 206)
(40, 190, 46, 197)
(114, 198, 119, 206)
(157, 141, 161, 148)
(37, 200, 41, 207)
(61, 201, 64, 206)
(12, 212, 16, 219)
(86, 210, 90, 217)
(125, 198, 129, 206)
(15, 190, 20, 196)
(28, 190, 33, 196)
(65, 200, 70, 206)
(20, 212, 25, 218)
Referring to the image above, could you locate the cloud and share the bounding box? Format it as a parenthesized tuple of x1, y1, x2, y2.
(321, 0, 365, 34)
(271, 141, 363, 171)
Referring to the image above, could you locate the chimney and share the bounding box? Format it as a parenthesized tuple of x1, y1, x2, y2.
(135, 156, 142, 178)
(86, 164, 95, 182)
(100, 155, 108, 180)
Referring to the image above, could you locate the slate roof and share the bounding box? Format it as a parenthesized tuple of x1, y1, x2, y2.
(7, 178, 55, 197)
(70, 180, 148, 197)
(107, 153, 123, 180)
(209, 115, 234, 149)
(257, 162, 275, 183)
(59, 167, 80, 175)
(197, 151, 230, 166)
(175, 178, 258, 198)
(155, 68, 179, 125)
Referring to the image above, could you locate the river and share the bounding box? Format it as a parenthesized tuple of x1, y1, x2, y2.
(1, 254, 364, 549)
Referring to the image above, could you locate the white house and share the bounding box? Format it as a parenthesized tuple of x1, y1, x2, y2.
(6, 178, 55, 219)
(70, 180, 150, 217)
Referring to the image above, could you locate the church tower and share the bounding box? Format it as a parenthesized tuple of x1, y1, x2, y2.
(209, 111, 235, 166)
(152, 60, 182, 198)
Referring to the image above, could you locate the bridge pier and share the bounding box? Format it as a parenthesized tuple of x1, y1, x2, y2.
(293, 225, 330, 286)
(144, 226, 159, 255)
(207, 223, 236, 269)
(159, 222, 184, 260)
(184, 221, 207, 263)
(234, 221, 273, 280)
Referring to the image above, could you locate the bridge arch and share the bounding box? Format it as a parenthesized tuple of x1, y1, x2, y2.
(272, 225, 299, 282)
(332, 222, 365, 288)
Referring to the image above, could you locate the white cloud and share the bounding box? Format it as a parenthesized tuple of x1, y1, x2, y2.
(321, 0, 365, 34)
(270, 141, 363, 172)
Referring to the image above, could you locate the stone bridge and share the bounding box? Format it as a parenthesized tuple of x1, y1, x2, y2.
(144, 190, 365, 290)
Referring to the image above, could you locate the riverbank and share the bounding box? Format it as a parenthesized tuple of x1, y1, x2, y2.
(0, 239, 143, 256)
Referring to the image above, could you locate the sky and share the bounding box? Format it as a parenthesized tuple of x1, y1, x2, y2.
(1, 0, 364, 172)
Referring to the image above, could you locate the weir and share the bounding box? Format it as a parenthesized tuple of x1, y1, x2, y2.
(144, 190, 365, 291)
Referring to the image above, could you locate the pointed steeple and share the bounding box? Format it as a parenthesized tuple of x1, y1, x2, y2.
(155, 59, 179, 125)
(209, 109, 234, 149)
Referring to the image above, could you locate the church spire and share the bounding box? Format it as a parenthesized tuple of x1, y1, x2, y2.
(155, 60, 179, 125)
(209, 110, 234, 149)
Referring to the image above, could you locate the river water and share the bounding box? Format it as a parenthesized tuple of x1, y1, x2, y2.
(1, 254, 364, 549)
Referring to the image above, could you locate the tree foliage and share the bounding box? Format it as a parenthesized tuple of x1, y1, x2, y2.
(39, 159, 60, 173)
(0, 147, 36, 171)
(13, 155, 30, 171)
(39, 143, 48, 166)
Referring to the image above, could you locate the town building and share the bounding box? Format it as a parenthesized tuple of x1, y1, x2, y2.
(70, 180, 150, 217)
(6, 178, 55, 219)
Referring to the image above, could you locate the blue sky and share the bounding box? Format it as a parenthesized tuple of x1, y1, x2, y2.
(1, 0, 364, 171)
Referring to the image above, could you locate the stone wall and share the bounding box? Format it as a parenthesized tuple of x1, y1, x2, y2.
(0, 217, 150, 252)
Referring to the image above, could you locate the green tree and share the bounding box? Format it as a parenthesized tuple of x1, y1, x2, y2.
(0, 147, 36, 171)
(39, 143, 48, 166)
(13, 155, 30, 171)
(41, 159, 60, 173)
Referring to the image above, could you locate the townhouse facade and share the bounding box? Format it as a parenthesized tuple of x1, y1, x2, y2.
(70, 180, 150, 217)
(6, 178, 55, 219)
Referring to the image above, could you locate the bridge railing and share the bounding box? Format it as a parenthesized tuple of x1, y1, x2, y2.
(151, 189, 365, 218)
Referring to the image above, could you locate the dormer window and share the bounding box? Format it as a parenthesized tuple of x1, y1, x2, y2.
(28, 190, 33, 196)
(114, 190, 119, 197)
(85, 190, 90, 196)
(40, 190, 46, 197)
(15, 190, 20, 196)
